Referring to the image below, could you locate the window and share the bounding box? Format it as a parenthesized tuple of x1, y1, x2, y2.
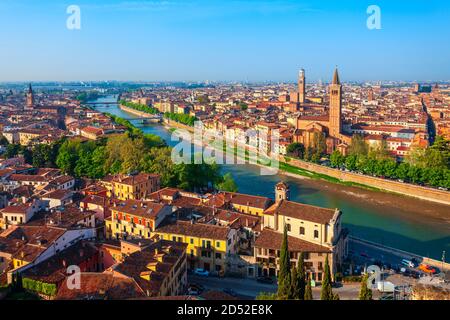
(314, 230, 319, 239)
(190, 238, 194, 244)
(299, 226, 305, 235)
(215, 253, 222, 260)
(172, 236, 177, 241)
(216, 241, 220, 248)
(286, 224, 291, 232)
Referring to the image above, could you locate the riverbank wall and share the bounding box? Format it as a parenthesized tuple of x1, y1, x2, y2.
(119, 104, 161, 122)
(350, 236, 450, 271)
(281, 156, 450, 206)
(162, 118, 194, 133)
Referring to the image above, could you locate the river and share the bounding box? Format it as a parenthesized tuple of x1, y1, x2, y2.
(90, 95, 450, 260)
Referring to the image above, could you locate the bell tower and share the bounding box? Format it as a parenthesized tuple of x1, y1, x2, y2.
(329, 68, 342, 137)
(26, 83, 34, 109)
(275, 181, 290, 202)
(298, 69, 306, 104)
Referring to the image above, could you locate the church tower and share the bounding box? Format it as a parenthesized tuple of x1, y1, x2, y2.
(329, 68, 342, 137)
(298, 69, 306, 104)
(275, 181, 290, 202)
(26, 83, 34, 109)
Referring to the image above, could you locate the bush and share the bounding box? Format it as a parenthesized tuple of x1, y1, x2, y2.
(22, 278, 57, 297)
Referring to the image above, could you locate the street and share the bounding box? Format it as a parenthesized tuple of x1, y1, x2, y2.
(188, 275, 374, 300)
(188, 275, 277, 299)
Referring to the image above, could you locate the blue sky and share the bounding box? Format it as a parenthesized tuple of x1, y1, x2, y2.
(0, 0, 449, 82)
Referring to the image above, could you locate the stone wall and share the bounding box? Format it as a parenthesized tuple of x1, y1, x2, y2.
(163, 118, 194, 133)
(119, 104, 150, 117)
(281, 156, 450, 206)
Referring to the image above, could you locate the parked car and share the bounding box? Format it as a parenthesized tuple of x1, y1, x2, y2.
(256, 276, 274, 284)
(194, 268, 209, 277)
(401, 259, 415, 268)
(223, 288, 238, 297)
(418, 264, 436, 274)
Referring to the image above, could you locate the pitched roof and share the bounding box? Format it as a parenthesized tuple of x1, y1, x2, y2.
(264, 200, 336, 225)
(332, 67, 340, 85)
(110, 199, 167, 219)
(156, 220, 229, 240)
(255, 228, 331, 253)
(56, 272, 145, 300)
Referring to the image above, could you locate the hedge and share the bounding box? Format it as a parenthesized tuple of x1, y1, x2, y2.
(22, 277, 57, 297)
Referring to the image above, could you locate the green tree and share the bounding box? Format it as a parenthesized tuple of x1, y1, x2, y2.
(289, 266, 299, 299)
(345, 154, 357, 171)
(5, 144, 23, 158)
(256, 292, 278, 300)
(396, 162, 410, 181)
(297, 252, 306, 300)
(277, 225, 291, 299)
(0, 134, 9, 145)
(320, 255, 334, 300)
(359, 274, 373, 300)
(312, 132, 327, 158)
(349, 134, 368, 156)
(330, 150, 345, 168)
(286, 142, 305, 159)
(216, 172, 238, 192)
(304, 276, 313, 300)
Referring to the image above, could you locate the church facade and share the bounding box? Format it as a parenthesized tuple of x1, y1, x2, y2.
(293, 68, 352, 155)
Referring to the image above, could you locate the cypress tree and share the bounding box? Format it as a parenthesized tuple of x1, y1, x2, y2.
(277, 225, 291, 299)
(359, 274, 373, 300)
(297, 252, 306, 300)
(289, 266, 299, 299)
(320, 255, 334, 300)
(304, 275, 313, 300)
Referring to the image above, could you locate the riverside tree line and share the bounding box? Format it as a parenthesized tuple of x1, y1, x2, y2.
(120, 100, 197, 127)
(287, 134, 450, 189)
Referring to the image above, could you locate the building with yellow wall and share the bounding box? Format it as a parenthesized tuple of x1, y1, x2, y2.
(105, 199, 173, 240)
(205, 192, 272, 217)
(154, 220, 237, 274)
(254, 182, 348, 281)
(112, 239, 188, 297)
(101, 173, 160, 201)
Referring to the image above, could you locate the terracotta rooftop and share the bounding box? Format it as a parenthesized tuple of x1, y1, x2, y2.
(255, 228, 331, 253)
(111, 199, 167, 219)
(264, 200, 337, 225)
(156, 220, 230, 241)
(56, 272, 145, 300)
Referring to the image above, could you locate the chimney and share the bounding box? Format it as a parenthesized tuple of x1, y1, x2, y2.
(62, 259, 67, 267)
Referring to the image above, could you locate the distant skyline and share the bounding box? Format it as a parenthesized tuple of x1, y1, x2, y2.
(0, 0, 449, 82)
